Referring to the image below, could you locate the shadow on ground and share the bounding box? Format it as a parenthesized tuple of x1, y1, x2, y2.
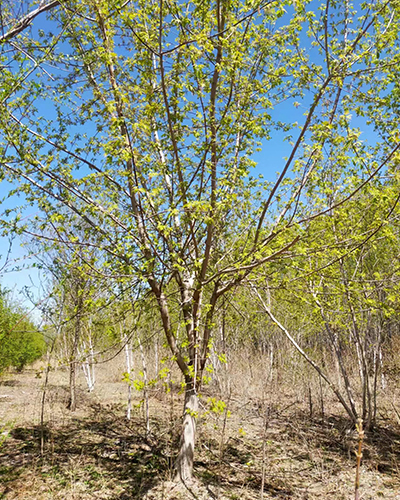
(1, 401, 400, 499)
(281, 409, 400, 475)
(0, 403, 175, 499)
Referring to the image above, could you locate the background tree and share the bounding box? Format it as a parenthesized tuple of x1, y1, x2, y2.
(23, 210, 122, 404)
(253, 173, 400, 429)
(0, 286, 45, 373)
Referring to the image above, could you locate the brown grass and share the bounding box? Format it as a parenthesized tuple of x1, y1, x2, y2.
(1, 349, 400, 499)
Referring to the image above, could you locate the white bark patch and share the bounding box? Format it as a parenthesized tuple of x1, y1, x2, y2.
(176, 390, 198, 483)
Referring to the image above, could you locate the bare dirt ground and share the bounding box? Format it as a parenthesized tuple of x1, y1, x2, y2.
(1, 355, 400, 499)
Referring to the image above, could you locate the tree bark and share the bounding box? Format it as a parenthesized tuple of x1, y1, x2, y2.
(124, 335, 133, 420)
(67, 329, 78, 411)
(176, 382, 198, 483)
(67, 290, 83, 412)
(68, 357, 77, 411)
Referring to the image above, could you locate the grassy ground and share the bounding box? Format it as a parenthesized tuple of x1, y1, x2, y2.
(1, 353, 400, 499)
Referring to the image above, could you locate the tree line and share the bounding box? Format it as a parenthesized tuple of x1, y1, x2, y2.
(0, 286, 45, 373)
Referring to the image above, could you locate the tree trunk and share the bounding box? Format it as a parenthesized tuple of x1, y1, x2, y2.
(68, 356, 77, 411)
(68, 325, 79, 411)
(176, 382, 198, 483)
(68, 293, 82, 412)
(137, 333, 150, 436)
(124, 335, 133, 420)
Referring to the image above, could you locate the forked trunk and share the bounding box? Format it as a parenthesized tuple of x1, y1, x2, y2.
(176, 383, 198, 483)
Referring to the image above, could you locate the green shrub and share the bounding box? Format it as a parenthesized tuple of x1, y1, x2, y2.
(0, 287, 46, 373)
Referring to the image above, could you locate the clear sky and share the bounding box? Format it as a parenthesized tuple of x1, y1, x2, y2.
(0, 134, 295, 320)
(0, 0, 387, 318)
(0, 178, 42, 318)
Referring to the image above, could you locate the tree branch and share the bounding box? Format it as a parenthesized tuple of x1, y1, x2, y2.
(0, 1, 60, 42)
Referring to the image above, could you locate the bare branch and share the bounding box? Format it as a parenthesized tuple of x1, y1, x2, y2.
(0, 1, 60, 42)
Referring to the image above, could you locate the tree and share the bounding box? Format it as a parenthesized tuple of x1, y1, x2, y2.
(29, 218, 115, 407)
(253, 174, 400, 430)
(0, 286, 45, 373)
(2, 0, 400, 481)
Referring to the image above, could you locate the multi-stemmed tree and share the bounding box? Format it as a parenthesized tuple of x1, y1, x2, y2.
(2, 0, 400, 481)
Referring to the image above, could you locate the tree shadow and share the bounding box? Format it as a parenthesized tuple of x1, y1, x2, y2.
(0, 403, 175, 499)
(2, 400, 399, 499)
(283, 410, 400, 475)
(0, 379, 20, 387)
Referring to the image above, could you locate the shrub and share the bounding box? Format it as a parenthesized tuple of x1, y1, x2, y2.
(0, 287, 45, 373)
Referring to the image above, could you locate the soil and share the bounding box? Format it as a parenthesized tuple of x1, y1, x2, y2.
(1, 359, 400, 499)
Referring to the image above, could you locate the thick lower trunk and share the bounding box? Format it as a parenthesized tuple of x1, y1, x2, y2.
(176, 384, 198, 483)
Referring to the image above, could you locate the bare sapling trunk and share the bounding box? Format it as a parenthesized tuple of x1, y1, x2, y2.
(269, 343, 274, 382)
(80, 335, 95, 393)
(85, 326, 96, 392)
(154, 334, 159, 379)
(89, 337, 95, 390)
(120, 320, 133, 420)
(40, 339, 56, 456)
(176, 380, 198, 483)
(68, 323, 79, 411)
(137, 332, 150, 436)
(354, 418, 364, 500)
(378, 344, 386, 390)
(68, 292, 83, 411)
(124, 338, 133, 420)
(80, 348, 91, 391)
(68, 353, 77, 411)
(41, 298, 64, 455)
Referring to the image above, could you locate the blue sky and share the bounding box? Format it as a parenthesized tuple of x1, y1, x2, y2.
(0, 5, 293, 309)
(0, 0, 391, 318)
(0, 178, 42, 317)
(0, 132, 295, 318)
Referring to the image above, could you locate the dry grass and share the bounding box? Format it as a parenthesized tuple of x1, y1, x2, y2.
(1, 349, 400, 499)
